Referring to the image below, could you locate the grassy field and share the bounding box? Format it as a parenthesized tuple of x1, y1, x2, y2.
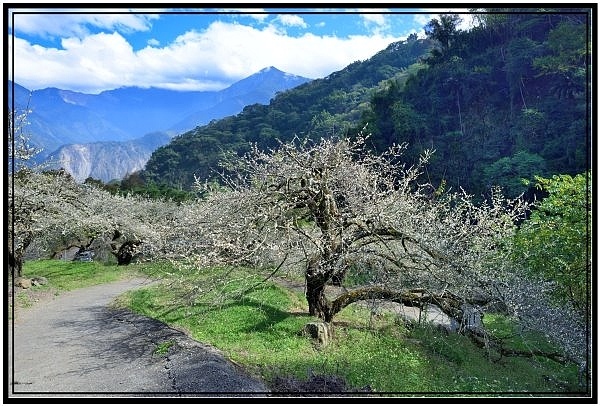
(20, 259, 138, 291)
(19, 259, 174, 290)
(18, 259, 582, 395)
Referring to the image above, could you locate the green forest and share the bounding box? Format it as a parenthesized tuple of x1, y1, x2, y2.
(133, 9, 589, 200)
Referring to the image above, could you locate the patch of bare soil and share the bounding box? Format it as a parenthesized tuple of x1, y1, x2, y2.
(8, 284, 60, 319)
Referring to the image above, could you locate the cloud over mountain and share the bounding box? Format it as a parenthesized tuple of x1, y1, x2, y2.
(9, 10, 415, 93)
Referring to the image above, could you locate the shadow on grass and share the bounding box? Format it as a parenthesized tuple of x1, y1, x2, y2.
(120, 281, 585, 397)
(131, 281, 313, 332)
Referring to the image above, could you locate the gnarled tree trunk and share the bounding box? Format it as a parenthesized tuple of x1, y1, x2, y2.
(112, 240, 141, 266)
(8, 232, 33, 278)
(306, 278, 330, 320)
(8, 251, 22, 278)
(305, 257, 334, 320)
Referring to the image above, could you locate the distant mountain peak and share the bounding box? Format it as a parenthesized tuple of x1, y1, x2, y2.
(257, 67, 308, 83)
(13, 68, 311, 182)
(259, 66, 277, 73)
(256, 66, 301, 79)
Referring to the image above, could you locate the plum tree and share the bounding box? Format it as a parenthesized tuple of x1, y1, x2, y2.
(189, 134, 529, 327)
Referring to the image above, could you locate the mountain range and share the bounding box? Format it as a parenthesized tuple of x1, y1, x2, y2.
(142, 37, 434, 189)
(8, 67, 310, 182)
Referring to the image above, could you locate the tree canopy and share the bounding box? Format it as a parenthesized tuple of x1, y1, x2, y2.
(510, 172, 591, 314)
(181, 135, 529, 326)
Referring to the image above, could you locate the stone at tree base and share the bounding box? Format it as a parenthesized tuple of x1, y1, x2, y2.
(30, 276, 48, 286)
(302, 322, 332, 346)
(15, 277, 32, 289)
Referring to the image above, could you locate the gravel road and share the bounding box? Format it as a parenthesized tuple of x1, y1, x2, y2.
(7, 277, 269, 398)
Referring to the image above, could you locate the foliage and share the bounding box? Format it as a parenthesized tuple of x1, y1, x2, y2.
(84, 174, 198, 202)
(424, 14, 463, 64)
(362, 10, 590, 197)
(139, 10, 590, 199)
(510, 172, 591, 313)
(483, 150, 547, 197)
(532, 21, 588, 98)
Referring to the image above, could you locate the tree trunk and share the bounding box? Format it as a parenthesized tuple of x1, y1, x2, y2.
(305, 258, 333, 321)
(306, 278, 330, 320)
(330, 269, 347, 286)
(326, 286, 469, 324)
(8, 232, 33, 278)
(9, 251, 22, 278)
(113, 240, 141, 266)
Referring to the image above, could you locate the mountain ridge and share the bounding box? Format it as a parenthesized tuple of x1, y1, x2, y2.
(49, 132, 171, 183)
(141, 37, 434, 189)
(141, 12, 589, 197)
(9, 67, 311, 182)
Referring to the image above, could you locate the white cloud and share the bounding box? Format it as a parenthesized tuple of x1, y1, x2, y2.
(11, 12, 158, 38)
(219, 8, 269, 22)
(413, 10, 476, 32)
(11, 20, 406, 94)
(248, 13, 269, 22)
(356, 9, 390, 35)
(275, 14, 308, 28)
(413, 14, 432, 27)
(147, 38, 160, 47)
(11, 33, 141, 93)
(361, 13, 387, 26)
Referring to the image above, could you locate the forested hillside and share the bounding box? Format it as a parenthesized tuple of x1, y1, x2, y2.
(140, 9, 590, 196)
(362, 11, 589, 197)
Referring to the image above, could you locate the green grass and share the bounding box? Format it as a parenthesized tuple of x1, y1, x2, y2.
(154, 340, 174, 356)
(117, 264, 582, 395)
(15, 291, 33, 308)
(483, 313, 559, 354)
(405, 323, 578, 393)
(19, 259, 580, 394)
(20, 259, 172, 292)
(20, 259, 140, 291)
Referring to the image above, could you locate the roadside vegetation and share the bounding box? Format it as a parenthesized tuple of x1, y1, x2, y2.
(20, 259, 139, 291)
(19, 260, 579, 394)
(9, 260, 164, 317)
(122, 266, 580, 394)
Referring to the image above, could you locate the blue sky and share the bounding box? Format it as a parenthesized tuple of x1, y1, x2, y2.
(8, 6, 476, 94)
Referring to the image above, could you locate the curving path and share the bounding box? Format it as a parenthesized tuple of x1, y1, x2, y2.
(7, 277, 269, 398)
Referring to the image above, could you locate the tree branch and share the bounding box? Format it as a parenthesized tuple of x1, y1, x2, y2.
(327, 285, 464, 321)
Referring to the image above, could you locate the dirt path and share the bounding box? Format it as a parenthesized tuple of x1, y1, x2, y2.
(7, 277, 268, 398)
